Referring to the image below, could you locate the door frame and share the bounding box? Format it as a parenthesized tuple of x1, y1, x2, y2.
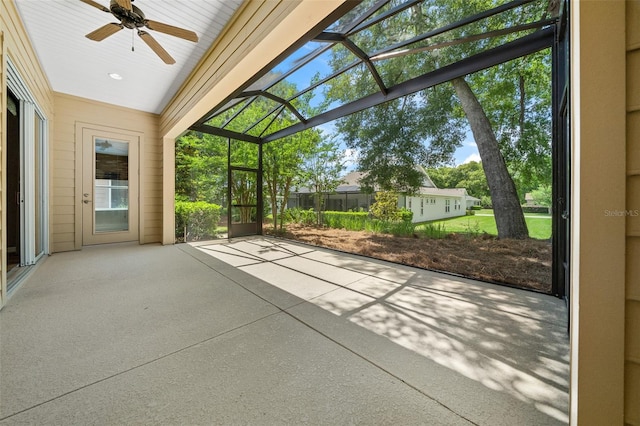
(227, 138, 263, 238)
(5, 58, 50, 297)
(551, 1, 570, 312)
(75, 123, 143, 249)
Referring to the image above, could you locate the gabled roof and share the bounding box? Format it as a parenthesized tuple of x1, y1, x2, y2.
(293, 168, 476, 198)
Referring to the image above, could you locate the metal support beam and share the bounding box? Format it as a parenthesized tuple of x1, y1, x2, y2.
(264, 27, 553, 143)
(241, 90, 308, 123)
(317, 32, 388, 95)
(189, 124, 261, 144)
(193, 1, 360, 128)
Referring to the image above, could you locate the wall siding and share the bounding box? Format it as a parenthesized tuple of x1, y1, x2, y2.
(159, 0, 290, 138)
(627, 1, 640, 424)
(573, 2, 627, 424)
(52, 93, 162, 252)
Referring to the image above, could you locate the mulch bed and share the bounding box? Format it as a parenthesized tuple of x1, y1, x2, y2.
(267, 224, 552, 293)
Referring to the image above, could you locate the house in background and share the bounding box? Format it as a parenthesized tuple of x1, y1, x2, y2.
(524, 192, 551, 213)
(1, 0, 638, 423)
(399, 166, 481, 222)
(289, 168, 480, 223)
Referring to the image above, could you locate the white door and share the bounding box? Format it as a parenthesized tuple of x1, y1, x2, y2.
(82, 128, 139, 245)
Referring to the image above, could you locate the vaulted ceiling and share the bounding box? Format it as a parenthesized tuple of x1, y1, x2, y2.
(15, 0, 243, 114)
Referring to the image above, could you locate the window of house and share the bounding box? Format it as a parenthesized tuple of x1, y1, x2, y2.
(455, 200, 460, 210)
(408, 198, 412, 209)
(445, 199, 450, 212)
(420, 198, 424, 215)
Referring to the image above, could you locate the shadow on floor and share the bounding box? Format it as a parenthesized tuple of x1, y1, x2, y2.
(0, 240, 569, 425)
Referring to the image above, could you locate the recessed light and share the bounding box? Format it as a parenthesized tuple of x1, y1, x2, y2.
(108, 73, 123, 80)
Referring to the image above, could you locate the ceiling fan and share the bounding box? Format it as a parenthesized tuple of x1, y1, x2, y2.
(80, 0, 199, 64)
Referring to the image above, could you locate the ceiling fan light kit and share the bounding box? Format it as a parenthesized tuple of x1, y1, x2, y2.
(80, 0, 199, 64)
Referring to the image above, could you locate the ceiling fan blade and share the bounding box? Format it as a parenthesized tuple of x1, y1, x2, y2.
(144, 19, 198, 42)
(86, 23, 123, 41)
(138, 31, 175, 64)
(114, 0, 132, 11)
(79, 0, 110, 12)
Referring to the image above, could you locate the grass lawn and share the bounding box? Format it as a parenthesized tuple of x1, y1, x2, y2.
(417, 210, 551, 240)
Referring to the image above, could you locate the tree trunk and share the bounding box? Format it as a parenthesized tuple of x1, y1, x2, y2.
(452, 77, 529, 239)
(519, 73, 526, 141)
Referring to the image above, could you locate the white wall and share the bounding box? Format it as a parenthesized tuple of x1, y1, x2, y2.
(406, 195, 465, 223)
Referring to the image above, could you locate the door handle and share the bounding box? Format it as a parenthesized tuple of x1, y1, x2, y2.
(83, 199, 92, 204)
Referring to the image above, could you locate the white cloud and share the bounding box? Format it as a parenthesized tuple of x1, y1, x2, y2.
(462, 153, 481, 164)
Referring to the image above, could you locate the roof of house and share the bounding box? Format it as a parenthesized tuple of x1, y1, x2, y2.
(292, 168, 477, 199)
(416, 187, 471, 197)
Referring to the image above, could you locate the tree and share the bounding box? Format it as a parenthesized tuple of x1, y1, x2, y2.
(452, 77, 528, 238)
(175, 132, 226, 202)
(263, 129, 321, 231)
(370, 191, 401, 222)
(298, 139, 346, 224)
(325, 0, 552, 238)
(530, 184, 552, 208)
(428, 161, 490, 199)
(329, 86, 465, 194)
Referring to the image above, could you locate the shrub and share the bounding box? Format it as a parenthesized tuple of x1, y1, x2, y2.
(419, 223, 448, 239)
(370, 191, 400, 221)
(364, 219, 388, 234)
(175, 201, 222, 242)
(323, 211, 369, 231)
(284, 207, 316, 225)
(522, 206, 550, 214)
(398, 207, 414, 223)
(388, 220, 416, 237)
(480, 196, 493, 209)
(470, 205, 482, 211)
(466, 209, 476, 216)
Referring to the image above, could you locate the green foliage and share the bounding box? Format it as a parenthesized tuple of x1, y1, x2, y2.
(322, 211, 369, 231)
(387, 220, 416, 237)
(480, 196, 493, 209)
(326, 1, 551, 194)
(284, 208, 317, 226)
(175, 201, 222, 242)
(427, 161, 490, 198)
(370, 191, 401, 222)
(398, 208, 413, 223)
(523, 206, 550, 214)
(529, 184, 552, 207)
(298, 139, 346, 224)
(364, 219, 388, 234)
(419, 223, 448, 239)
(264, 129, 322, 231)
(417, 212, 551, 240)
(318, 208, 415, 237)
(324, 2, 551, 239)
(175, 132, 227, 203)
(470, 205, 483, 211)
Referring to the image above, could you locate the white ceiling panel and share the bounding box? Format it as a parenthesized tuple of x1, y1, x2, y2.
(15, 0, 243, 113)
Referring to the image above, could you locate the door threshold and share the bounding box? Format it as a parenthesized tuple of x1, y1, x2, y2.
(7, 256, 47, 298)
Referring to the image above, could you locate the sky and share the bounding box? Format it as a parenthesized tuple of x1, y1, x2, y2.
(455, 136, 481, 165)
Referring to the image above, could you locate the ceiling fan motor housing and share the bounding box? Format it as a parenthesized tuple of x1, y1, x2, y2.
(109, 0, 146, 29)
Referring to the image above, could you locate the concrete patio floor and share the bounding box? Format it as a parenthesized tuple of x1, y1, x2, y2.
(0, 238, 569, 425)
